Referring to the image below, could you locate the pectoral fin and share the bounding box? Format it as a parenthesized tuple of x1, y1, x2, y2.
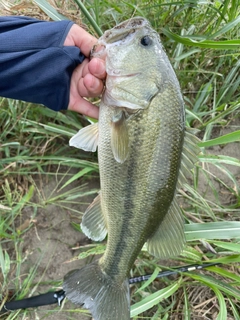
(69, 123, 98, 152)
(147, 198, 185, 259)
(81, 193, 107, 241)
(111, 111, 129, 164)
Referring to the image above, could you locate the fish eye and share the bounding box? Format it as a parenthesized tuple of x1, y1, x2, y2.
(140, 36, 152, 46)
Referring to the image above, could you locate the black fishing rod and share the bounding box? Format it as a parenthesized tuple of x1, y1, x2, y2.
(0, 262, 220, 314)
(0, 290, 65, 314)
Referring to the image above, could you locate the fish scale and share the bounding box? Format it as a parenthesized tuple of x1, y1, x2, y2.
(64, 16, 200, 320)
(98, 81, 185, 283)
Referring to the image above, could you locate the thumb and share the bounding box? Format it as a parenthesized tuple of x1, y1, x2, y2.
(64, 24, 98, 57)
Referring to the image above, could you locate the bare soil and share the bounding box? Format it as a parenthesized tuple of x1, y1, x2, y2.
(11, 176, 100, 320)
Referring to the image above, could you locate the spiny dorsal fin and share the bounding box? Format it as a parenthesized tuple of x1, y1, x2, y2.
(147, 197, 185, 258)
(111, 110, 129, 163)
(69, 123, 98, 152)
(81, 193, 107, 241)
(177, 127, 201, 189)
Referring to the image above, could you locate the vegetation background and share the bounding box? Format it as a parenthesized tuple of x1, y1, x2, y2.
(0, 0, 240, 319)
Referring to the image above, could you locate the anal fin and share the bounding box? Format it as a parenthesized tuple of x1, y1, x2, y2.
(147, 198, 185, 259)
(81, 193, 107, 241)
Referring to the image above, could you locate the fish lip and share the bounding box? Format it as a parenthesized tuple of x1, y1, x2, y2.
(90, 43, 106, 60)
(107, 72, 140, 78)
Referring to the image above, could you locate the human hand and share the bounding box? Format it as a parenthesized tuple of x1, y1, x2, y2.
(64, 24, 106, 119)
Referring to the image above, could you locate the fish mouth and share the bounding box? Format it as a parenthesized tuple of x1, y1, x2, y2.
(103, 17, 149, 44)
(90, 44, 106, 60)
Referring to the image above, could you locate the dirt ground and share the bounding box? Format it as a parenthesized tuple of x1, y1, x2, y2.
(3, 117, 240, 320)
(13, 177, 100, 320)
(197, 117, 240, 206)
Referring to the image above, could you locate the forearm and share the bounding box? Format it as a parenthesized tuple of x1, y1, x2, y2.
(0, 16, 85, 111)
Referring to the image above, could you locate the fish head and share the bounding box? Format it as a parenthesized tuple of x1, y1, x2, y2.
(92, 17, 175, 111)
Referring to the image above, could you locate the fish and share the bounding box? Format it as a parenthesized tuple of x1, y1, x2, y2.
(63, 17, 200, 320)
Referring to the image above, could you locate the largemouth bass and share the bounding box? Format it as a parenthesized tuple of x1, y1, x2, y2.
(63, 17, 199, 320)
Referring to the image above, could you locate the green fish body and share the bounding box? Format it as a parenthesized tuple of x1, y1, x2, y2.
(64, 17, 199, 320)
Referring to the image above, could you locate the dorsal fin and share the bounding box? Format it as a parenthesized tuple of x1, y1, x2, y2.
(177, 127, 201, 189)
(147, 197, 185, 258)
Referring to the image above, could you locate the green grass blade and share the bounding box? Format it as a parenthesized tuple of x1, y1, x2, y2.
(198, 130, 240, 148)
(199, 154, 240, 167)
(183, 286, 191, 320)
(11, 185, 34, 214)
(0, 246, 10, 283)
(210, 266, 240, 283)
(211, 240, 240, 253)
(0, 155, 99, 170)
(209, 15, 240, 39)
(60, 167, 95, 190)
(228, 298, 240, 319)
(22, 119, 77, 136)
(216, 60, 240, 105)
(174, 48, 201, 61)
(185, 222, 240, 240)
(213, 287, 227, 320)
(78, 244, 106, 259)
(162, 28, 240, 49)
(135, 267, 161, 293)
(122, 1, 146, 17)
(130, 280, 180, 317)
(33, 0, 68, 20)
(189, 273, 240, 300)
(210, 255, 240, 265)
(73, 0, 103, 36)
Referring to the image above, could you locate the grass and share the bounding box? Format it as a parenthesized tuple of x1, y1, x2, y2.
(0, 0, 240, 319)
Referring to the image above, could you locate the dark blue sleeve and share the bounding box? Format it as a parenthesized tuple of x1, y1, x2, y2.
(0, 16, 86, 111)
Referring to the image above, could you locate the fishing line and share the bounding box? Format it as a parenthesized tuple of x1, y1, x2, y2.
(0, 262, 221, 314)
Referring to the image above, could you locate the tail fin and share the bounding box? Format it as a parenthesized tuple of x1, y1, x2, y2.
(63, 262, 130, 320)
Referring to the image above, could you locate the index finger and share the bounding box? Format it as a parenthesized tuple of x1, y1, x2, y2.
(69, 98, 99, 119)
